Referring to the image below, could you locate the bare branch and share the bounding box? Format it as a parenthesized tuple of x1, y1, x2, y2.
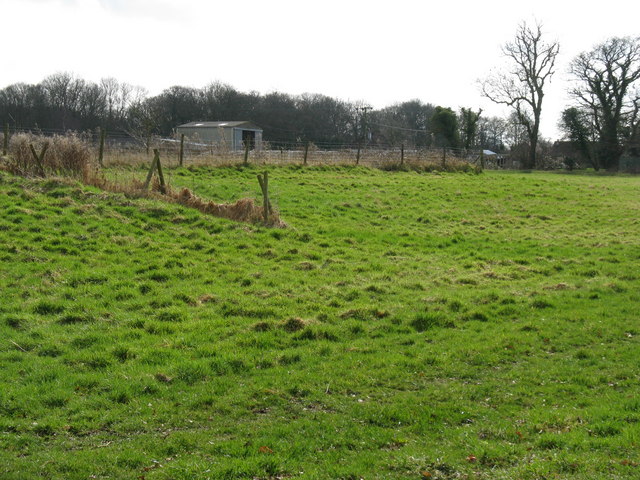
(480, 21, 559, 168)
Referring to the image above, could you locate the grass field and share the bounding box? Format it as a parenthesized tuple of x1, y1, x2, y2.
(1, 165, 639, 479)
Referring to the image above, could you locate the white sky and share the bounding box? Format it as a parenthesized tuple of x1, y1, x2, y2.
(1, 0, 639, 139)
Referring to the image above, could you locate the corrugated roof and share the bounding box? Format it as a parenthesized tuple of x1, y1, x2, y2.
(177, 121, 261, 130)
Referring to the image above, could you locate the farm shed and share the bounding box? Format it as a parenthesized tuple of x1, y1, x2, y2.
(176, 121, 263, 151)
(478, 149, 512, 168)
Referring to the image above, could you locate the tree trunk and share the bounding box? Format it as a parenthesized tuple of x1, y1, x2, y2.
(527, 138, 537, 169)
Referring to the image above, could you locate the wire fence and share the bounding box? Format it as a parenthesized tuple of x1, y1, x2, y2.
(2, 125, 493, 169)
(5, 125, 640, 173)
(6, 124, 638, 171)
(152, 139, 494, 170)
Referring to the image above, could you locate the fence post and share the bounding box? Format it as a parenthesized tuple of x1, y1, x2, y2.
(154, 149, 166, 194)
(303, 141, 309, 166)
(480, 149, 485, 169)
(400, 144, 404, 166)
(244, 140, 250, 166)
(356, 145, 361, 165)
(3, 123, 8, 156)
(29, 143, 48, 177)
(257, 171, 270, 223)
(98, 128, 106, 167)
(442, 147, 446, 168)
(179, 133, 185, 167)
(143, 150, 158, 190)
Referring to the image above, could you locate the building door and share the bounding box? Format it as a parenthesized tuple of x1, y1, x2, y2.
(242, 130, 255, 149)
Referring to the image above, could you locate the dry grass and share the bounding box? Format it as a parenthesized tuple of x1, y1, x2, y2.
(1, 133, 285, 227)
(3, 133, 90, 177)
(153, 182, 286, 227)
(80, 170, 286, 227)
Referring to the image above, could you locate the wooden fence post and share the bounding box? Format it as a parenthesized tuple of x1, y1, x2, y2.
(303, 141, 309, 166)
(179, 133, 185, 167)
(442, 147, 446, 168)
(400, 144, 404, 166)
(29, 143, 48, 176)
(154, 149, 166, 193)
(3, 123, 8, 156)
(98, 128, 106, 167)
(244, 140, 250, 166)
(143, 150, 158, 190)
(257, 171, 270, 223)
(143, 149, 167, 193)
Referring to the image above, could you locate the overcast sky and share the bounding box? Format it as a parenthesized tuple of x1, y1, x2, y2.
(1, 0, 638, 139)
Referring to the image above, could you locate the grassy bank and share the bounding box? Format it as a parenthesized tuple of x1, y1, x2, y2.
(1, 167, 639, 479)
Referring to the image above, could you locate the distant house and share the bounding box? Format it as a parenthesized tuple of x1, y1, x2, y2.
(176, 121, 263, 151)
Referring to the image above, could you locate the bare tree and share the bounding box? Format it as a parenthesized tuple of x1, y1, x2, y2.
(481, 22, 559, 169)
(477, 116, 508, 152)
(100, 78, 137, 128)
(568, 36, 640, 169)
(42, 72, 86, 130)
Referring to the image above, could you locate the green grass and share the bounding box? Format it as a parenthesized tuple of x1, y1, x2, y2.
(1, 166, 639, 479)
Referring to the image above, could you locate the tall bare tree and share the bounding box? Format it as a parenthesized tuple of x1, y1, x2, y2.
(567, 36, 640, 169)
(481, 22, 559, 168)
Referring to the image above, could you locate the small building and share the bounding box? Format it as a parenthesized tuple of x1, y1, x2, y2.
(474, 149, 511, 168)
(176, 121, 263, 151)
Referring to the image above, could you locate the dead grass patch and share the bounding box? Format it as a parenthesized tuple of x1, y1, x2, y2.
(82, 171, 286, 228)
(160, 184, 285, 227)
(3, 133, 90, 177)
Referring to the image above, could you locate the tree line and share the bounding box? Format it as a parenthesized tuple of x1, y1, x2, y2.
(0, 73, 509, 153)
(2, 26, 638, 169)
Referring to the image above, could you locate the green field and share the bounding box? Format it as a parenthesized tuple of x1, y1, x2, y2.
(1, 166, 639, 479)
